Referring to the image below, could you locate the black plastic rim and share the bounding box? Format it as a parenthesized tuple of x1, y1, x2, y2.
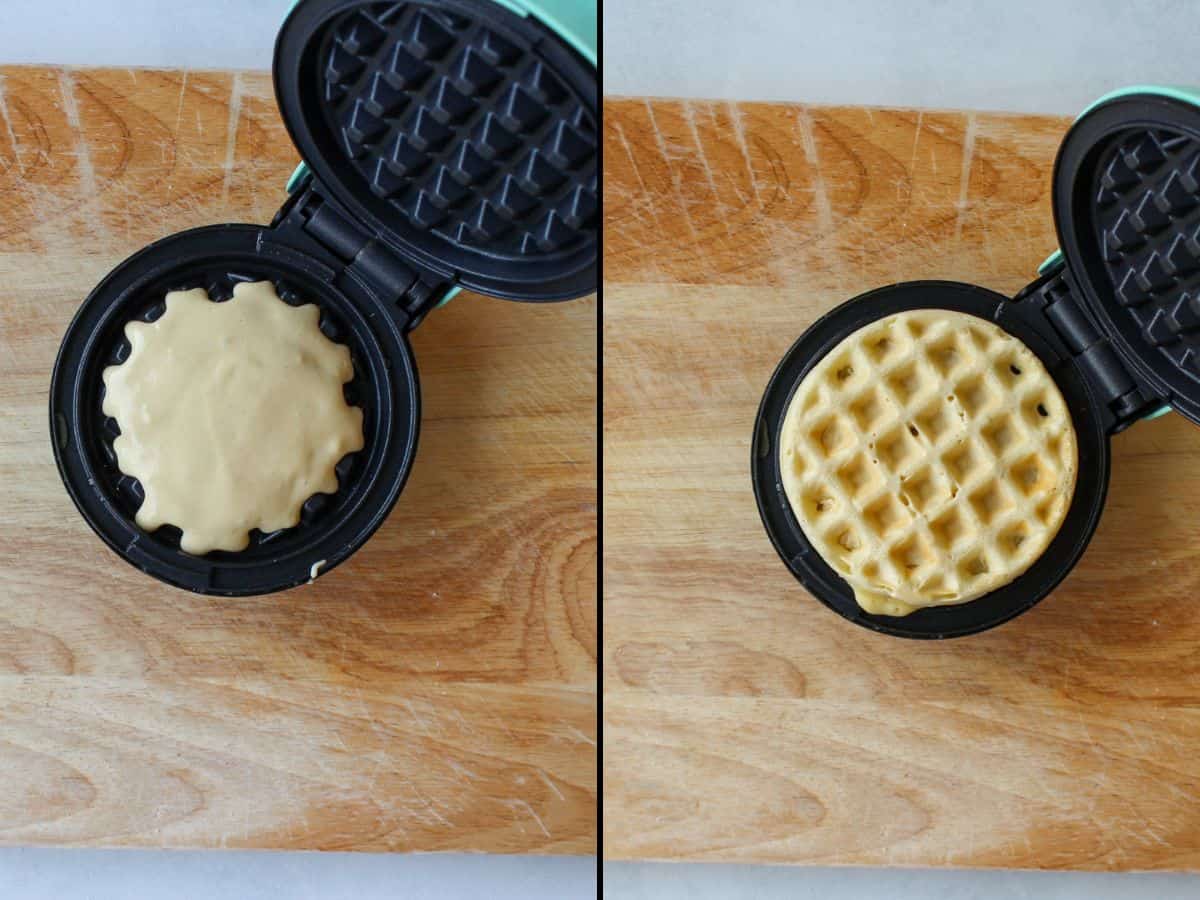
(1055, 92, 1200, 426)
(50, 226, 420, 596)
(274, 0, 598, 301)
(752, 281, 1110, 639)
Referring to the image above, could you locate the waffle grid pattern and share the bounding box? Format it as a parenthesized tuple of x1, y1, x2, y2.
(321, 1, 598, 259)
(1096, 127, 1200, 380)
(779, 311, 1077, 616)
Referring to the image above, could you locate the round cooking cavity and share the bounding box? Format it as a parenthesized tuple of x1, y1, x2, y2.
(321, 1, 598, 258)
(1093, 127, 1200, 381)
(275, 0, 598, 299)
(752, 282, 1110, 639)
(776, 309, 1079, 618)
(1053, 94, 1200, 427)
(51, 226, 420, 596)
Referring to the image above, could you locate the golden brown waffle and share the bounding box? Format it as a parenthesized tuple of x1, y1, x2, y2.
(779, 309, 1078, 616)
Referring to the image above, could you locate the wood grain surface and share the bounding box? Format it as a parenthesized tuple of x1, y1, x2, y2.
(603, 97, 1200, 869)
(0, 66, 596, 852)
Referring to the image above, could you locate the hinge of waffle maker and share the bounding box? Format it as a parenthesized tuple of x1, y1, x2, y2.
(1012, 260, 1161, 433)
(267, 177, 449, 331)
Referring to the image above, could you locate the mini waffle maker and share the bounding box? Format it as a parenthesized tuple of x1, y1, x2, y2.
(754, 87, 1200, 638)
(50, 0, 597, 596)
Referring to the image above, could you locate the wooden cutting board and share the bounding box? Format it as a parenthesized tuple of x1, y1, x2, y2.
(604, 97, 1200, 869)
(0, 66, 595, 853)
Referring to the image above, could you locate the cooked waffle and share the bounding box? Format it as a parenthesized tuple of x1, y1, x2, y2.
(779, 309, 1078, 616)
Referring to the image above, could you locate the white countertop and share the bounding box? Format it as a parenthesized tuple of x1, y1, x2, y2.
(605, 862, 1200, 899)
(0, 850, 595, 899)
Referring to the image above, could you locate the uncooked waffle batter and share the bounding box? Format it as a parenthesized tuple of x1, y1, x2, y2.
(102, 281, 364, 555)
(779, 309, 1078, 616)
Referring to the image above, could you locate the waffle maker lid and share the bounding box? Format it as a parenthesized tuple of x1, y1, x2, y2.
(1053, 86, 1200, 426)
(273, 0, 598, 303)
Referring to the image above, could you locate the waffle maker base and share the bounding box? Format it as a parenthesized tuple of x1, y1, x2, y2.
(753, 281, 1109, 639)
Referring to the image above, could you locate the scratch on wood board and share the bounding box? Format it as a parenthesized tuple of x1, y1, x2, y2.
(57, 71, 102, 215)
(0, 74, 24, 174)
(955, 112, 978, 240)
(796, 106, 833, 231)
(506, 798, 551, 838)
(644, 98, 699, 240)
(727, 101, 762, 205)
(221, 72, 244, 203)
